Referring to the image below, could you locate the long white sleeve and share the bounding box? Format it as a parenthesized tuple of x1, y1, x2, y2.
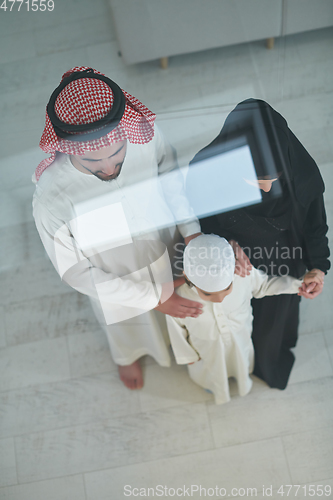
(155, 127, 201, 238)
(251, 267, 302, 299)
(33, 203, 161, 312)
(166, 315, 200, 364)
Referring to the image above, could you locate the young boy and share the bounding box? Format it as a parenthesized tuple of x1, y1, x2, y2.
(166, 234, 323, 404)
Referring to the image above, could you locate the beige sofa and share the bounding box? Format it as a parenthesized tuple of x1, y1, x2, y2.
(109, 0, 333, 67)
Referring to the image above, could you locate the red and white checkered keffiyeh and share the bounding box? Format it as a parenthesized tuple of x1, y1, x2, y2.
(35, 67, 156, 181)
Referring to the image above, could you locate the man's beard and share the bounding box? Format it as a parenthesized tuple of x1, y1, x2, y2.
(93, 162, 124, 182)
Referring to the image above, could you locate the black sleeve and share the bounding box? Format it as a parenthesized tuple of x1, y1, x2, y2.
(301, 195, 330, 274)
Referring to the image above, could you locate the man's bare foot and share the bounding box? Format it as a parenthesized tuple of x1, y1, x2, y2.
(118, 360, 143, 390)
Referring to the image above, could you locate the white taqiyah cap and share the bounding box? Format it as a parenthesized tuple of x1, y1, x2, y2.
(184, 234, 235, 292)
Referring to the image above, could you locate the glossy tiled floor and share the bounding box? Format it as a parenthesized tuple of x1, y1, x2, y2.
(0, 2, 333, 498)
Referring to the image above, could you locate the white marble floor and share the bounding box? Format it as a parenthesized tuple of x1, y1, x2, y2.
(0, 2, 333, 499)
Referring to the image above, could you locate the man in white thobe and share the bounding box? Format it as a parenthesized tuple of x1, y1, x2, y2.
(33, 66, 203, 389)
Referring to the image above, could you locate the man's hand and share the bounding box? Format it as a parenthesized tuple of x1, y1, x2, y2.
(298, 268, 325, 299)
(155, 291, 203, 318)
(229, 240, 252, 277)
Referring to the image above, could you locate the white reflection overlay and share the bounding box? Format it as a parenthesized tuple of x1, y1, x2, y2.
(186, 144, 262, 218)
(53, 145, 262, 326)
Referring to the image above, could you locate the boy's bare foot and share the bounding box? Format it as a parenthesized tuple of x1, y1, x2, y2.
(118, 360, 143, 390)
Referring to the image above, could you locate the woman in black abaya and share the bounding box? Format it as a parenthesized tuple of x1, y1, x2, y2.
(188, 99, 330, 389)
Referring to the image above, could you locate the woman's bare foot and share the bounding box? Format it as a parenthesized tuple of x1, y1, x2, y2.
(118, 360, 143, 390)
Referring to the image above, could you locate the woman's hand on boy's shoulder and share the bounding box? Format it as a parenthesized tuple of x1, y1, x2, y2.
(184, 232, 202, 246)
(229, 240, 253, 277)
(298, 268, 325, 299)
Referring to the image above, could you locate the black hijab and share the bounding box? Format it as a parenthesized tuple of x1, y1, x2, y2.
(189, 99, 325, 213)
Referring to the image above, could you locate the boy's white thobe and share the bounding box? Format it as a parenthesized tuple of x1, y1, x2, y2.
(166, 269, 302, 404)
